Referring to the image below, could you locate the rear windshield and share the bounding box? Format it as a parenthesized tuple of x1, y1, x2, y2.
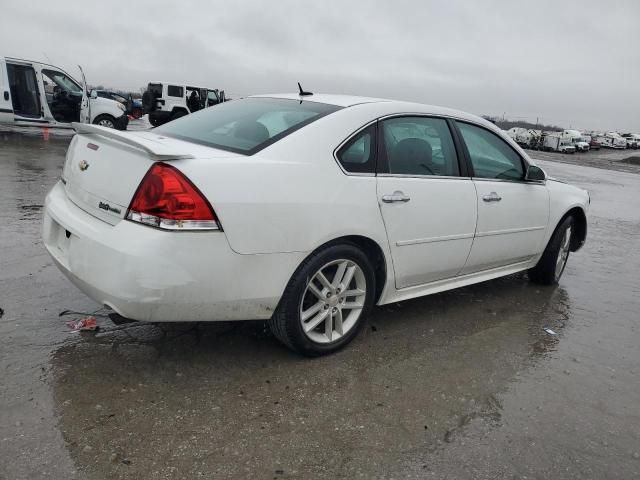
(156, 97, 342, 155)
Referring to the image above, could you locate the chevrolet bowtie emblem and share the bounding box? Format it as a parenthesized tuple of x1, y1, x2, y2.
(79, 160, 89, 171)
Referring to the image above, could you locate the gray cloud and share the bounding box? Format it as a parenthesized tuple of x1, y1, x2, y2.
(3, 0, 639, 131)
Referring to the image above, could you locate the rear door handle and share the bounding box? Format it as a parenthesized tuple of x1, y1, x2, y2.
(382, 191, 411, 203)
(482, 192, 502, 202)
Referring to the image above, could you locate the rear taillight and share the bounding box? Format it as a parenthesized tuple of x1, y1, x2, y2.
(126, 163, 220, 231)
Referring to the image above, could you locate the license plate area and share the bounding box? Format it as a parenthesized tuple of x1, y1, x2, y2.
(46, 216, 73, 265)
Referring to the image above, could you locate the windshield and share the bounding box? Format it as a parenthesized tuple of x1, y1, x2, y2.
(156, 97, 342, 155)
(42, 69, 82, 94)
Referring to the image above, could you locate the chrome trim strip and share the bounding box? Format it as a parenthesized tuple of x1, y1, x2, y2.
(378, 173, 471, 180)
(396, 232, 475, 246)
(475, 226, 545, 238)
(472, 177, 546, 185)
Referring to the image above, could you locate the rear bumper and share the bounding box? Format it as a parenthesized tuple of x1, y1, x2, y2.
(43, 181, 303, 322)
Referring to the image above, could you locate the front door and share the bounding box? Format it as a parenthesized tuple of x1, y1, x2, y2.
(78, 65, 90, 124)
(454, 121, 549, 274)
(376, 116, 477, 289)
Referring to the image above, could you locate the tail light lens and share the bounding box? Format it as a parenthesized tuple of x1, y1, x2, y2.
(126, 163, 220, 231)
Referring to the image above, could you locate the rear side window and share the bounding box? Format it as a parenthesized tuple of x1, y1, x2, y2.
(380, 117, 460, 176)
(336, 125, 376, 173)
(156, 97, 342, 155)
(167, 85, 183, 97)
(457, 122, 524, 180)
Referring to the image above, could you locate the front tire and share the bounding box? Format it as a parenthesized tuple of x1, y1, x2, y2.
(92, 114, 116, 129)
(529, 216, 574, 285)
(268, 243, 375, 356)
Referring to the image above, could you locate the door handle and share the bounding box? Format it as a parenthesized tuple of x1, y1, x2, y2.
(482, 192, 502, 202)
(382, 191, 411, 203)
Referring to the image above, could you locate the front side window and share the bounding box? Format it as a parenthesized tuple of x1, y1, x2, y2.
(336, 124, 376, 173)
(167, 85, 183, 97)
(42, 69, 82, 94)
(156, 97, 342, 155)
(381, 117, 459, 176)
(457, 122, 524, 180)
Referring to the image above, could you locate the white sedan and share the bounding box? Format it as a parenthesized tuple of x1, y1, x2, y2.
(43, 93, 589, 355)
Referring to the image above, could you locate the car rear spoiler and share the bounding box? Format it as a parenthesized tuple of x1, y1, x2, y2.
(71, 123, 195, 160)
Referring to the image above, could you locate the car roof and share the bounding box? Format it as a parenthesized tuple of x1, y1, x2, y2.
(250, 93, 491, 126)
(250, 93, 391, 107)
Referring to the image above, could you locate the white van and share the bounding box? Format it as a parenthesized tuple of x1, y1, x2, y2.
(0, 57, 128, 130)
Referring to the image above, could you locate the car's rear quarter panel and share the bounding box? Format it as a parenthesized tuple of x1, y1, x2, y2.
(176, 103, 395, 256)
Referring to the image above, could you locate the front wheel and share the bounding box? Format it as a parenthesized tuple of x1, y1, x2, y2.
(529, 216, 574, 285)
(92, 114, 116, 129)
(268, 243, 375, 356)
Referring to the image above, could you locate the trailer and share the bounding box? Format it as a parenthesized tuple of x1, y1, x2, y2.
(621, 133, 640, 149)
(594, 132, 627, 149)
(542, 132, 576, 153)
(506, 127, 542, 149)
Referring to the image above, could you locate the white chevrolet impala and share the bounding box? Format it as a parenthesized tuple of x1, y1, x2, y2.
(43, 93, 589, 355)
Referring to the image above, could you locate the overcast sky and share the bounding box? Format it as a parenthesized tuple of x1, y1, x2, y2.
(3, 0, 639, 131)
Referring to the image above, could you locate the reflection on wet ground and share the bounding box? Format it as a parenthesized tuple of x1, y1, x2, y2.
(50, 279, 568, 478)
(1, 134, 639, 479)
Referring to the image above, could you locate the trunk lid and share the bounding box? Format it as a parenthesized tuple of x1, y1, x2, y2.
(62, 124, 239, 225)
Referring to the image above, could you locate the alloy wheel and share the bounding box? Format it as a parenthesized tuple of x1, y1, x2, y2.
(299, 259, 367, 344)
(555, 226, 572, 280)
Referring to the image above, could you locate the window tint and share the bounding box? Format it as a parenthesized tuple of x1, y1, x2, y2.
(156, 97, 342, 155)
(381, 117, 459, 176)
(457, 122, 524, 180)
(167, 85, 183, 97)
(336, 125, 376, 173)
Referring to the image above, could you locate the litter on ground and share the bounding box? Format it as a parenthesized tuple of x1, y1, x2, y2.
(66, 316, 98, 332)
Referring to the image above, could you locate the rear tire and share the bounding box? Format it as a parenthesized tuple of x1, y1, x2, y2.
(529, 216, 574, 285)
(268, 243, 375, 356)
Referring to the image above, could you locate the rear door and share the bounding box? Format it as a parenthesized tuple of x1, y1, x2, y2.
(5, 62, 45, 123)
(375, 116, 477, 289)
(454, 121, 549, 274)
(0, 60, 14, 122)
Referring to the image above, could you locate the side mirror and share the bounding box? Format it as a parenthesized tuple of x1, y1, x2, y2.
(90, 90, 98, 99)
(525, 165, 546, 182)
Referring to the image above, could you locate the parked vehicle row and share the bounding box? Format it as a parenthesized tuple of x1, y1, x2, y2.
(1, 55, 230, 132)
(506, 126, 637, 153)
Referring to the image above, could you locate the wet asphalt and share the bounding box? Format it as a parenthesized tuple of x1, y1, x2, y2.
(0, 129, 639, 479)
